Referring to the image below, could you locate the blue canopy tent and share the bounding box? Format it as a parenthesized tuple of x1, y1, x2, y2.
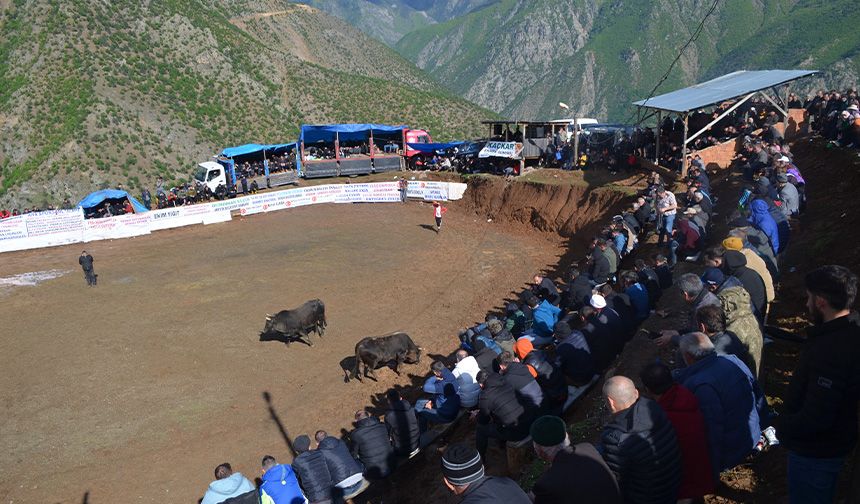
(219, 143, 297, 183)
(298, 124, 408, 178)
(406, 141, 465, 155)
(78, 189, 148, 214)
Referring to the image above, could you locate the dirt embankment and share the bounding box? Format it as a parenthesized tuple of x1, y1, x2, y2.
(462, 176, 632, 238)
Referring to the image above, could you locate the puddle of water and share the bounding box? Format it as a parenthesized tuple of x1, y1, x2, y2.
(0, 269, 71, 287)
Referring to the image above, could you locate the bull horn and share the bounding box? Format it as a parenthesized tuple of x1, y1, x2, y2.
(265, 314, 272, 320)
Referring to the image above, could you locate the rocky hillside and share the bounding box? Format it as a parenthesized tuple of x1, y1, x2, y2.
(0, 0, 496, 208)
(391, 0, 860, 120)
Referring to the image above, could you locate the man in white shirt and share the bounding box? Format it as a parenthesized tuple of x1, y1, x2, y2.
(656, 186, 678, 246)
(452, 349, 481, 408)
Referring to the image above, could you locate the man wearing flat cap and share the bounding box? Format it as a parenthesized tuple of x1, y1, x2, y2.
(440, 443, 530, 503)
(529, 416, 621, 504)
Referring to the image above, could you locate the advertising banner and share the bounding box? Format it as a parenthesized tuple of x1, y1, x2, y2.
(478, 141, 523, 159)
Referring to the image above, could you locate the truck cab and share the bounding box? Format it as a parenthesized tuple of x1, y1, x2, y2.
(193, 161, 228, 193)
(404, 129, 432, 159)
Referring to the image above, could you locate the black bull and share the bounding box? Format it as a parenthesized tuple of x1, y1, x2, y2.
(349, 332, 421, 382)
(260, 299, 327, 346)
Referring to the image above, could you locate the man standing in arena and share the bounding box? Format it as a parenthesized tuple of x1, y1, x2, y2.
(399, 177, 408, 202)
(432, 201, 447, 233)
(78, 250, 97, 287)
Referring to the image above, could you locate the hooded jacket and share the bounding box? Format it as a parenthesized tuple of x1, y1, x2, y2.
(503, 361, 544, 412)
(555, 328, 596, 384)
(748, 199, 779, 255)
(317, 436, 363, 486)
(600, 398, 682, 504)
(514, 339, 568, 408)
(532, 300, 562, 338)
(477, 372, 528, 433)
(350, 416, 395, 479)
(722, 250, 768, 319)
(657, 384, 715, 499)
(738, 248, 775, 302)
(384, 399, 420, 455)
(453, 356, 482, 408)
(201, 472, 255, 504)
(260, 464, 306, 504)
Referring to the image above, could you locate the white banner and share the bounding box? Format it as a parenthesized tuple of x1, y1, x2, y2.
(478, 141, 523, 159)
(1, 181, 468, 253)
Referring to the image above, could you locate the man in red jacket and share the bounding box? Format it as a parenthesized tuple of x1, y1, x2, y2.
(641, 362, 715, 501)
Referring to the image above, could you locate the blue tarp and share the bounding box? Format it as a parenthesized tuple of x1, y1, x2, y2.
(300, 124, 407, 144)
(221, 143, 296, 158)
(406, 142, 465, 154)
(78, 189, 148, 213)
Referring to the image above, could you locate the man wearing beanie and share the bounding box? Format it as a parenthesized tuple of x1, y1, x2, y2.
(291, 434, 334, 504)
(529, 416, 621, 504)
(441, 443, 530, 503)
(722, 236, 775, 304)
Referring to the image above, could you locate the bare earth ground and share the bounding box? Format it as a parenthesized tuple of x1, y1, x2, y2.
(0, 200, 565, 504)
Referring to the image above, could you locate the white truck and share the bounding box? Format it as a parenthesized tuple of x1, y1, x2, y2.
(193, 160, 298, 194)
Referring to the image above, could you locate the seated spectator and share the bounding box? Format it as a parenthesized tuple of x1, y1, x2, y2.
(656, 273, 720, 348)
(598, 283, 636, 338)
(640, 363, 715, 500)
(621, 271, 650, 323)
(598, 376, 681, 504)
(529, 415, 622, 504)
(201, 462, 255, 504)
(441, 443, 531, 503)
(292, 435, 334, 504)
(674, 333, 767, 476)
(588, 241, 611, 285)
(653, 254, 673, 289)
(523, 292, 561, 346)
(475, 370, 531, 459)
(471, 339, 499, 374)
(776, 173, 800, 217)
(553, 319, 596, 386)
(316, 431, 366, 499)
(533, 273, 561, 305)
(579, 301, 624, 373)
(505, 302, 531, 337)
(695, 303, 756, 375)
(452, 349, 481, 408)
(634, 259, 661, 307)
(748, 199, 780, 255)
(776, 265, 860, 504)
(722, 236, 775, 304)
(417, 383, 461, 433)
(259, 455, 307, 504)
(513, 338, 568, 416)
(727, 223, 779, 278)
(383, 390, 420, 457)
(487, 318, 515, 354)
(722, 249, 768, 321)
(418, 361, 460, 413)
(563, 267, 593, 311)
(668, 216, 703, 267)
(498, 351, 543, 413)
(350, 410, 395, 479)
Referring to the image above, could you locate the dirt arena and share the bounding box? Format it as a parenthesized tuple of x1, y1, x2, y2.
(0, 200, 566, 504)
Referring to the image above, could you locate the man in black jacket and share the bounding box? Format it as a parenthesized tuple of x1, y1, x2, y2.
(292, 435, 334, 504)
(78, 250, 97, 286)
(315, 431, 366, 498)
(474, 370, 531, 459)
(349, 410, 395, 480)
(588, 241, 611, 285)
(776, 265, 860, 504)
(564, 267, 594, 311)
(533, 274, 561, 306)
(383, 390, 420, 457)
(441, 443, 530, 503)
(598, 376, 681, 504)
(722, 250, 768, 321)
(498, 352, 543, 414)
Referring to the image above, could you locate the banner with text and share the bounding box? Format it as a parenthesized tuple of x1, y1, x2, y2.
(478, 141, 523, 159)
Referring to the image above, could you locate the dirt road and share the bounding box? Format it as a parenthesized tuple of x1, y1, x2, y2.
(0, 200, 563, 504)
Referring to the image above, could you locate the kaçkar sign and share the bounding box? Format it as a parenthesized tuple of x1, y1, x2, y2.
(478, 141, 523, 159)
(0, 181, 468, 253)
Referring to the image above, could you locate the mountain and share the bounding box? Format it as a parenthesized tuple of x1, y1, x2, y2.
(391, 0, 860, 121)
(0, 1, 496, 208)
(297, 0, 497, 45)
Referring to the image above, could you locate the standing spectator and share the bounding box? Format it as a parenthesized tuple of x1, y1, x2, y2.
(440, 443, 530, 503)
(316, 431, 367, 500)
(291, 435, 334, 504)
(598, 376, 681, 504)
(452, 350, 482, 408)
(349, 410, 395, 479)
(398, 177, 408, 202)
(78, 250, 97, 287)
(200, 462, 255, 504)
(432, 201, 447, 233)
(656, 186, 678, 246)
(383, 390, 420, 457)
(777, 265, 860, 504)
(141, 189, 152, 210)
(474, 370, 530, 459)
(529, 415, 622, 504)
(259, 455, 306, 504)
(640, 363, 715, 501)
(674, 333, 766, 476)
(533, 273, 561, 305)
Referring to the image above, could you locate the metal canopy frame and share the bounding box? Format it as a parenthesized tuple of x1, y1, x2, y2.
(634, 70, 818, 176)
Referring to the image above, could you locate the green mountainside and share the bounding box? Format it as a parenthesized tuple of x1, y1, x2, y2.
(0, 0, 496, 207)
(391, 0, 860, 121)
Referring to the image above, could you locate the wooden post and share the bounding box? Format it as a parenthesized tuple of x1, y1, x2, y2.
(573, 116, 579, 169)
(655, 110, 662, 164)
(681, 112, 689, 177)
